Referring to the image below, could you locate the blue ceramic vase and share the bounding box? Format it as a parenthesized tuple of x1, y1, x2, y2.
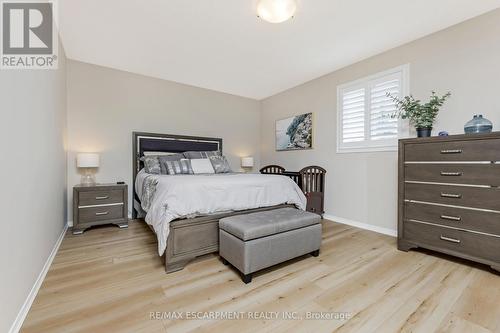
(464, 115, 492, 134)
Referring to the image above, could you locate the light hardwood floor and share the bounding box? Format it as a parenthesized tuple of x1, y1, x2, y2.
(21, 220, 500, 333)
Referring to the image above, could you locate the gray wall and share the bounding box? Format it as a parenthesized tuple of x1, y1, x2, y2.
(261, 9, 500, 232)
(66, 60, 262, 223)
(0, 44, 67, 332)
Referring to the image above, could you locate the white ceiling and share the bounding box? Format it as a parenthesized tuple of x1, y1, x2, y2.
(60, 0, 500, 100)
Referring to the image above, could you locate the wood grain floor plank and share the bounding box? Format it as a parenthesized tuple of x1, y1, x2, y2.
(20, 220, 500, 333)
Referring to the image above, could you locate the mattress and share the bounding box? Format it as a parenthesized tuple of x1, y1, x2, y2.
(135, 170, 307, 255)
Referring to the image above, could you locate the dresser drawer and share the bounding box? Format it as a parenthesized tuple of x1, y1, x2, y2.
(404, 220, 500, 263)
(405, 139, 500, 162)
(79, 205, 124, 223)
(405, 164, 500, 186)
(405, 202, 500, 237)
(79, 190, 124, 206)
(405, 182, 500, 211)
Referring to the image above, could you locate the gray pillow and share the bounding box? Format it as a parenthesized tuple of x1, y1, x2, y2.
(164, 159, 193, 175)
(141, 156, 161, 174)
(209, 155, 232, 173)
(183, 151, 221, 159)
(159, 154, 184, 174)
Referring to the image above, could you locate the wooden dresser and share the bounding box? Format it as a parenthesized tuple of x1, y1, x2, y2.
(73, 183, 128, 234)
(398, 133, 500, 272)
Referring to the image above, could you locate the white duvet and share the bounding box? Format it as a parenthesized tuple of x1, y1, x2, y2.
(136, 171, 307, 255)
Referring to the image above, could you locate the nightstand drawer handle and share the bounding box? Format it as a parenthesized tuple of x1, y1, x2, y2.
(95, 211, 109, 216)
(440, 215, 462, 222)
(440, 235, 461, 244)
(440, 193, 462, 199)
(440, 149, 463, 154)
(95, 196, 109, 200)
(440, 171, 463, 176)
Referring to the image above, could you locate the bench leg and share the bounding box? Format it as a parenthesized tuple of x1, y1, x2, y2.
(242, 273, 252, 284)
(311, 249, 320, 257)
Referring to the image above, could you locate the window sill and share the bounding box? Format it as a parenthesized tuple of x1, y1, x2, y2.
(336, 145, 398, 154)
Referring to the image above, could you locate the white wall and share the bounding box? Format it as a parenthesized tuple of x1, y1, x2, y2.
(0, 45, 67, 332)
(261, 9, 500, 232)
(66, 60, 262, 222)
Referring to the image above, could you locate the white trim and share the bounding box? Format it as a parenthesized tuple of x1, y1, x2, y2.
(406, 200, 500, 214)
(78, 202, 124, 209)
(323, 214, 397, 237)
(9, 224, 68, 333)
(336, 64, 410, 154)
(336, 145, 398, 154)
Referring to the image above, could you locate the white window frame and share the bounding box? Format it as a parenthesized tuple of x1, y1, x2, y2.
(336, 64, 410, 153)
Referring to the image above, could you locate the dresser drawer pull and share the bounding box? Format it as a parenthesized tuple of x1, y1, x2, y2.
(440, 236, 461, 244)
(440, 149, 463, 154)
(440, 171, 463, 176)
(440, 215, 462, 222)
(440, 192, 462, 199)
(95, 196, 110, 200)
(95, 211, 109, 216)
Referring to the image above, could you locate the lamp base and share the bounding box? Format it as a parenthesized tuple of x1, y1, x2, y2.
(80, 171, 96, 186)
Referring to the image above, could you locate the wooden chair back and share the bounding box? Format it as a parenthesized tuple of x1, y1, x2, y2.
(299, 166, 326, 194)
(299, 166, 327, 215)
(259, 165, 285, 174)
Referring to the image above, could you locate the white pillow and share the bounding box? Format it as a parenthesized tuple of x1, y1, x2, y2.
(191, 158, 215, 174)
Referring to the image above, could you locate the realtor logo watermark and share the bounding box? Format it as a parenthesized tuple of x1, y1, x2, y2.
(1, 1, 58, 69)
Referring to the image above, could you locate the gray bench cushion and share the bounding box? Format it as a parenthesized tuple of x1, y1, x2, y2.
(219, 207, 321, 241)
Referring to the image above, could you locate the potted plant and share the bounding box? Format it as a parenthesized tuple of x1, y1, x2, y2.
(387, 91, 451, 137)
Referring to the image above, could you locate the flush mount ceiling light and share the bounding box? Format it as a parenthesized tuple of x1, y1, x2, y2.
(257, 0, 297, 24)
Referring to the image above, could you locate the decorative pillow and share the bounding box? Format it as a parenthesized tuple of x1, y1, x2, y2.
(191, 158, 215, 174)
(141, 156, 161, 174)
(159, 154, 184, 174)
(163, 159, 193, 175)
(209, 155, 232, 173)
(183, 151, 221, 159)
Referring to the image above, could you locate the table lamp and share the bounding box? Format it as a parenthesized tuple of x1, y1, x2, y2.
(241, 156, 254, 172)
(77, 153, 100, 185)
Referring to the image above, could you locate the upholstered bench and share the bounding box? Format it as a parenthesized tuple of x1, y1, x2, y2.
(219, 207, 322, 283)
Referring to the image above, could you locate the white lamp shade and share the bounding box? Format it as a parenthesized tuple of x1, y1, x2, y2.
(241, 157, 254, 168)
(257, 0, 297, 23)
(77, 153, 100, 168)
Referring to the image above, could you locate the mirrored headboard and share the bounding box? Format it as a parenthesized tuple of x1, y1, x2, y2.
(132, 131, 223, 218)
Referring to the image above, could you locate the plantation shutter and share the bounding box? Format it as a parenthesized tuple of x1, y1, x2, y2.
(338, 65, 407, 152)
(341, 87, 365, 143)
(369, 74, 400, 141)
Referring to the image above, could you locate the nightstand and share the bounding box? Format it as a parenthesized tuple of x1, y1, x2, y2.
(72, 183, 128, 235)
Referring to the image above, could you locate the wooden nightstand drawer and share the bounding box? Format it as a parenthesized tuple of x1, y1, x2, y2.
(79, 190, 124, 206)
(73, 183, 128, 234)
(79, 205, 124, 223)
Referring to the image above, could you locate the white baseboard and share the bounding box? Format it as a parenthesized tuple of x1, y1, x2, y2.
(9, 224, 68, 333)
(323, 214, 397, 237)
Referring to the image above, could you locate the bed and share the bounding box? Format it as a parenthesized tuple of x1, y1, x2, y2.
(132, 132, 307, 273)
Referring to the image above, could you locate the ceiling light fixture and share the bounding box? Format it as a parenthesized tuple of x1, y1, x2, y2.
(257, 0, 297, 24)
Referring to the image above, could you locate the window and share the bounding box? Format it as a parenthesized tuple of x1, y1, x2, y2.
(337, 65, 409, 153)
